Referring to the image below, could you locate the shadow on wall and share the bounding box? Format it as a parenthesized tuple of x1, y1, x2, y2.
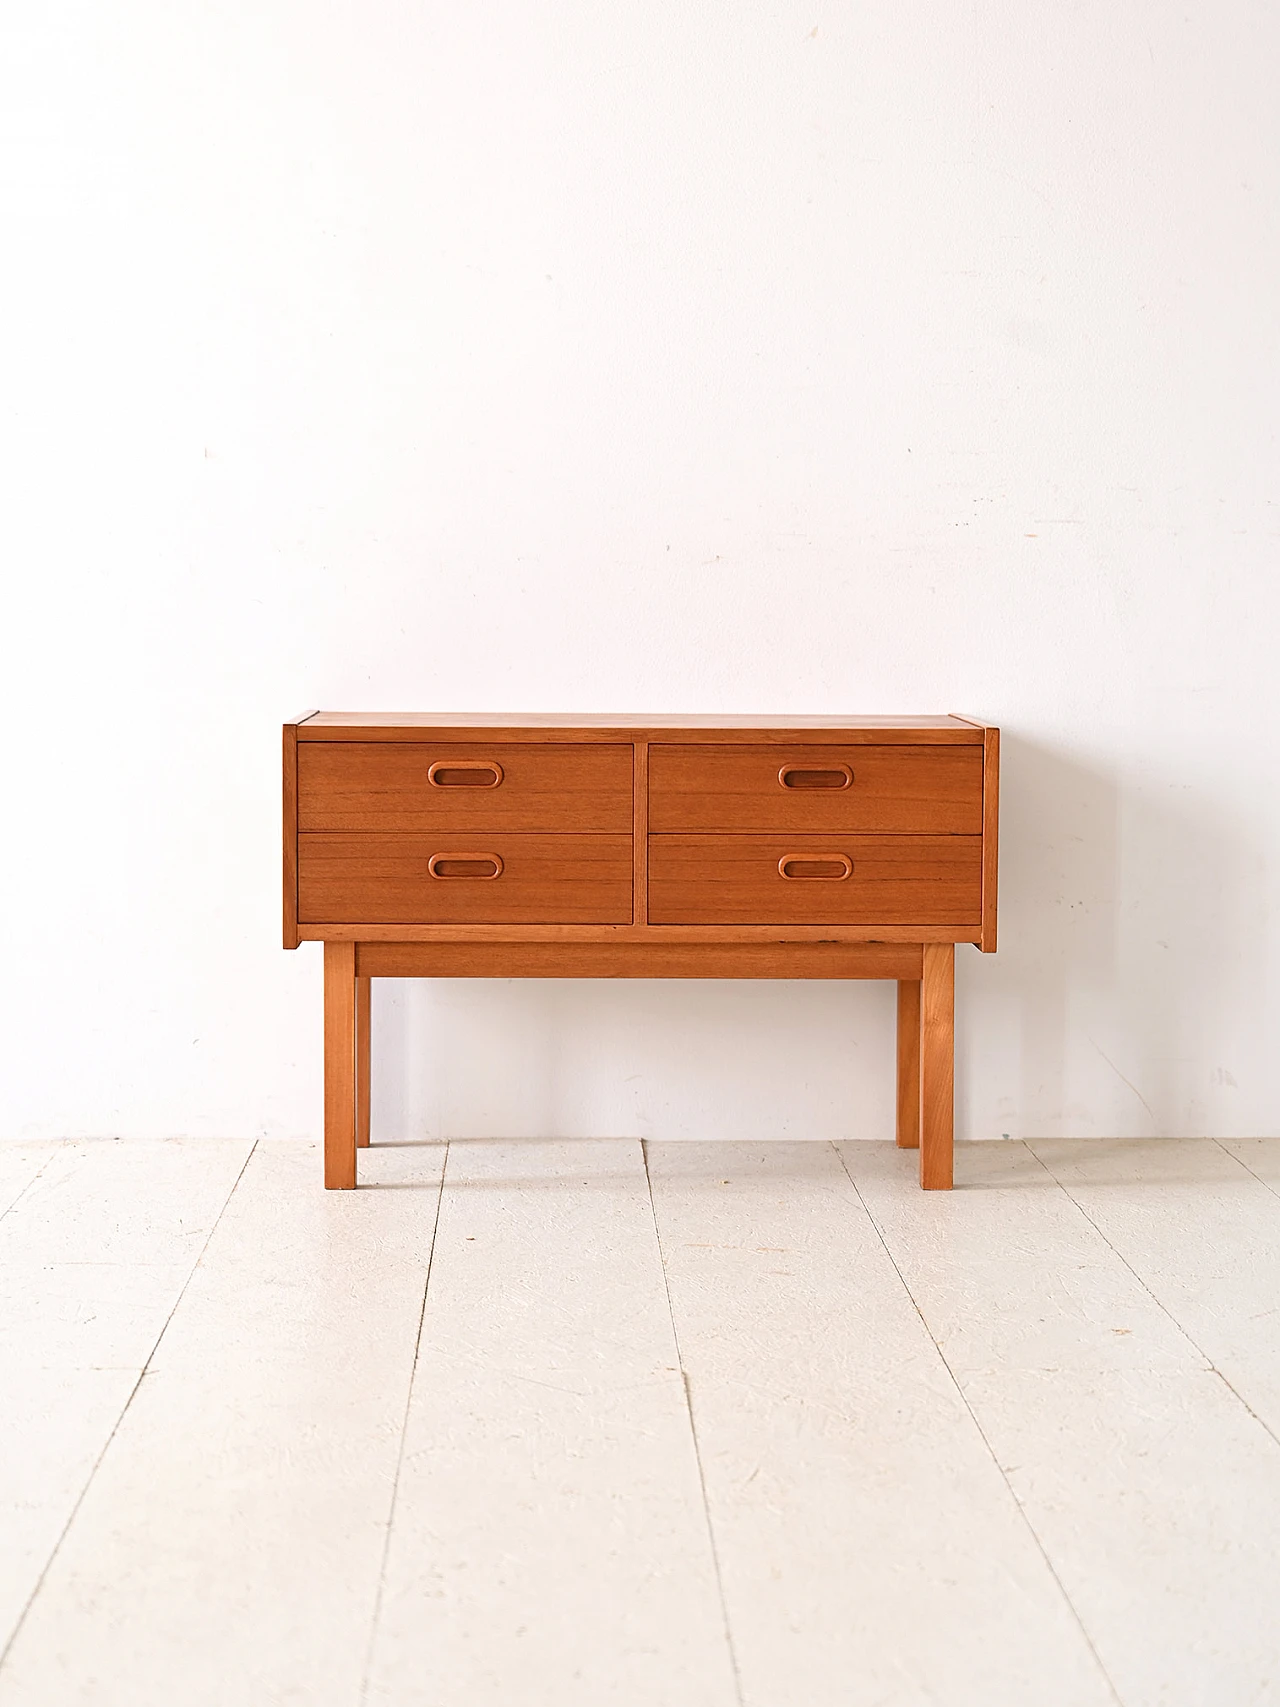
(970, 731, 1264, 1139)
(367, 731, 1265, 1145)
(371, 973, 897, 1145)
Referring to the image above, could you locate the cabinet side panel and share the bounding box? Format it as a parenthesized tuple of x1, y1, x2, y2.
(981, 726, 999, 951)
(283, 723, 299, 949)
(633, 741, 648, 925)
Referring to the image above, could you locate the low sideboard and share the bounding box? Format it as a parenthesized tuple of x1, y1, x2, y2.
(283, 714, 999, 1191)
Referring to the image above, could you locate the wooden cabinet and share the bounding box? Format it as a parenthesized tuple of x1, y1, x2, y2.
(284, 714, 999, 1192)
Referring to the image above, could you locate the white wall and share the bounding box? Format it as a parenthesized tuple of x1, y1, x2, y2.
(3, 3, 1277, 1144)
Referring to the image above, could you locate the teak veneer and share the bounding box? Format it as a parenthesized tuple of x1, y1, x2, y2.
(284, 713, 999, 1191)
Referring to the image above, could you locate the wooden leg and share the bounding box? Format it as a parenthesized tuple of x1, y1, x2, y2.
(356, 975, 371, 1149)
(324, 941, 358, 1190)
(920, 943, 954, 1190)
(896, 980, 921, 1148)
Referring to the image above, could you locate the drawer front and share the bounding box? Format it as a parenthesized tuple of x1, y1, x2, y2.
(648, 835, 982, 925)
(298, 743, 632, 833)
(648, 745, 982, 834)
(299, 833, 632, 924)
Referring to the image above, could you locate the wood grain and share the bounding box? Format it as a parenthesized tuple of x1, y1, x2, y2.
(299, 713, 983, 741)
(896, 980, 921, 1149)
(649, 745, 983, 834)
(300, 833, 633, 926)
(298, 742, 631, 833)
(633, 741, 648, 925)
(648, 835, 982, 926)
(324, 942, 357, 1190)
(920, 943, 954, 1190)
(355, 975, 370, 1150)
(282, 723, 300, 950)
(948, 711, 1000, 951)
(354, 941, 924, 981)
(298, 923, 982, 944)
(981, 726, 1000, 952)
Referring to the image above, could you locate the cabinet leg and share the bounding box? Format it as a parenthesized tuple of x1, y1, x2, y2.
(324, 942, 358, 1189)
(896, 980, 921, 1148)
(356, 975, 371, 1149)
(920, 943, 954, 1190)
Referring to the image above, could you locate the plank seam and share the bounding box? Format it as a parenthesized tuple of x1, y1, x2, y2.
(360, 1140, 450, 1705)
(0, 1143, 67, 1228)
(0, 1139, 259, 1677)
(832, 1141, 1126, 1707)
(641, 1140, 745, 1707)
(1211, 1135, 1280, 1206)
(1031, 1141, 1280, 1455)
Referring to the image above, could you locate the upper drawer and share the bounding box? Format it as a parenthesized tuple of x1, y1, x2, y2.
(648, 745, 982, 834)
(298, 743, 632, 833)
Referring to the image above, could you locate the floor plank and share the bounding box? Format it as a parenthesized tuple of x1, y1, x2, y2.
(0, 1140, 444, 1707)
(962, 1365, 1280, 1707)
(852, 1139, 1280, 1707)
(1032, 1138, 1280, 1439)
(0, 1139, 252, 1662)
(0, 1367, 141, 1673)
(1219, 1136, 1280, 1193)
(648, 1141, 1115, 1707)
(840, 1140, 1202, 1379)
(5, 1135, 1279, 1707)
(365, 1138, 737, 1707)
(0, 1145, 56, 1221)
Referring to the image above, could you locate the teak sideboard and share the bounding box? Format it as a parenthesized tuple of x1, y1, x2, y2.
(283, 714, 999, 1191)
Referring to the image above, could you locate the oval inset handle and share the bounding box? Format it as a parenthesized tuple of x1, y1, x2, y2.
(778, 764, 853, 790)
(428, 761, 504, 788)
(428, 853, 504, 880)
(778, 854, 853, 880)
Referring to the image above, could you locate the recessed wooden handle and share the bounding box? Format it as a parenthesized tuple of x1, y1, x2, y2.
(428, 853, 504, 880)
(427, 761, 504, 788)
(778, 764, 853, 790)
(778, 854, 853, 880)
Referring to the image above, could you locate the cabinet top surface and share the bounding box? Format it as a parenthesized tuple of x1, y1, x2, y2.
(294, 712, 990, 743)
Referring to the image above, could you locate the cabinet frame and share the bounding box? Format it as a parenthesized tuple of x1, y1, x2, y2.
(284, 713, 999, 1192)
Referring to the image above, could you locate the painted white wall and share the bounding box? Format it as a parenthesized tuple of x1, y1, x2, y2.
(2, 3, 1277, 1144)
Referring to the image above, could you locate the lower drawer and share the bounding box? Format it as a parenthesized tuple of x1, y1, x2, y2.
(299, 833, 632, 924)
(648, 835, 982, 925)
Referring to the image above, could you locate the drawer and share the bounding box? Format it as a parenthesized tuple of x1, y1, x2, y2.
(648, 745, 982, 834)
(298, 743, 632, 833)
(299, 833, 632, 924)
(648, 835, 982, 925)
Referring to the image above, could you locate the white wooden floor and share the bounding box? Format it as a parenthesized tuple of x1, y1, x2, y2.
(2, 1137, 1279, 1707)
